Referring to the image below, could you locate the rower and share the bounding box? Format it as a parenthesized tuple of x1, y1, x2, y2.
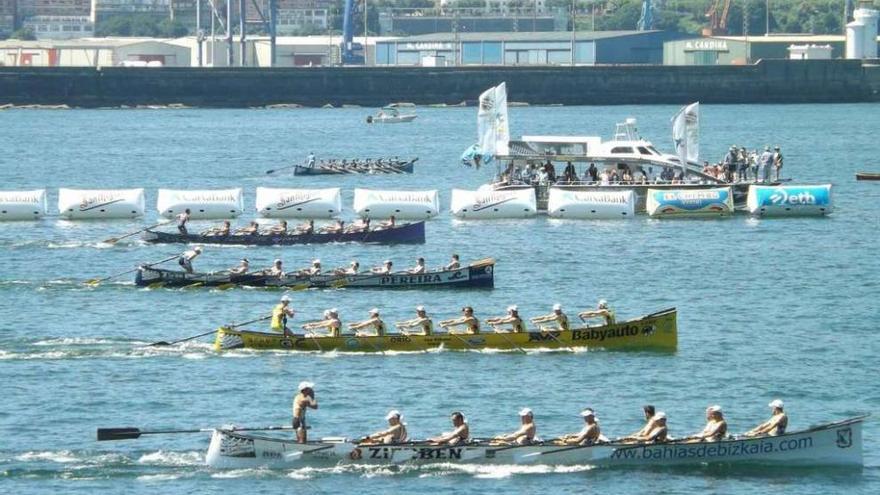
(395, 306, 433, 336)
(625, 405, 657, 440)
(228, 258, 249, 275)
(361, 410, 408, 445)
(409, 257, 426, 274)
(687, 405, 728, 442)
(175, 208, 191, 234)
(559, 409, 602, 446)
(486, 305, 526, 333)
(578, 299, 615, 326)
(439, 306, 480, 335)
(348, 308, 386, 337)
(177, 246, 202, 274)
(445, 254, 461, 271)
(374, 215, 396, 231)
(632, 411, 668, 443)
(744, 399, 788, 437)
(428, 411, 470, 446)
(319, 219, 344, 234)
(334, 260, 359, 276)
(302, 309, 342, 338)
(296, 259, 321, 277)
(493, 408, 537, 445)
(266, 220, 288, 235)
(530, 303, 569, 331)
(235, 220, 259, 235)
(265, 259, 285, 278)
(345, 217, 370, 233)
(205, 220, 231, 236)
(270, 295, 296, 335)
(292, 381, 318, 443)
(371, 260, 393, 275)
(294, 219, 314, 235)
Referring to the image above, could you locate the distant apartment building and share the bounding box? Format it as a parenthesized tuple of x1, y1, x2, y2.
(1, 0, 15, 35)
(92, 0, 171, 20)
(16, 0, 94, 39)
(484, 0, 547, 15)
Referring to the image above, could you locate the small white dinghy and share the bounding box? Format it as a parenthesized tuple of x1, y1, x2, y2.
(367, 106, 417, 124)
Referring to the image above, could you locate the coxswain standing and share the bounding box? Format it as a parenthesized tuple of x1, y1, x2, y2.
(177, 246, 201, 274)
(175, 208, 191, 234)
(228, 258, 249, 275)
(409, 257, 426, 274)
(428, 411, 470, 446)
(493, 408, 537, 445)
(439, 306, 480, 335)
(486, 305, 526, 333)
(578, 299, 615, 326)
(302, 309, 342, 337)
(530, 303, 569, 331)
(349, 308, 386, 337)
(361, 410, 408, 445)
(271, 294, 296, 336)
(744, 399, 788, 437)
(445, 254, 461, 270)
(307, 152, 316, 168)
(686, 405, 728, 442)
(395, 306, 433, 336)
(773, 146, 784, 181)
(292, 381, 318, 443)
(559, 409, 602, 446)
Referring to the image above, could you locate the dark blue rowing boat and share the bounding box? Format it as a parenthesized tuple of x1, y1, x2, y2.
(142, 222, 425, 245)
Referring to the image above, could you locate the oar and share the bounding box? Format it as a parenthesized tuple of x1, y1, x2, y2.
(532, 323, 576, 353)
(266, 163, 299, 175)
(85, 254, 179, 285)
(147, 315, 271, 347)
(445, 330, 478, 350)
(103, 221, 170, 244)
(97, 424, 293, 441)
(490, 325, 527, 354)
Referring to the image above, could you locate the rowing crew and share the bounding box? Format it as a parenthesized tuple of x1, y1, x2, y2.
(271, 298, 614, 336)
(194, 216, 400, 237)
(290, 382, 789, 446)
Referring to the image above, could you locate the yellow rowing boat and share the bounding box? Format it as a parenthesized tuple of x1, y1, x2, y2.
(213, 308, 677, 352)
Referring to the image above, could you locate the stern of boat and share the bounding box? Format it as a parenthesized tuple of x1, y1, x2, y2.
(213, 327, 245, 352)
(141, 230, 159, 243)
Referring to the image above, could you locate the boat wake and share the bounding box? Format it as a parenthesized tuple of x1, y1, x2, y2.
(0, 340, 216, 361)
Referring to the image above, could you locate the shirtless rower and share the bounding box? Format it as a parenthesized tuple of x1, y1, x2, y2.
(578, 299, 615, 326)
(622, 405, 657, 441)
(293, 219, 314, 235)
(409, 257, 426, 274)
(395, 306, 433, 335)
(266, 220, 288, 235)
(302, 309, 342, 337)
(345, 218, 370, 233)
(744, 400, 788, 437)
(228, 258, 249, 275)
(265, 259, 285, 278)
(292, 381, 318, 443)
(559, 409, 602, 446)
(428, 411, 470, 446)
(486, 305, 526, 333)
(177, 246, 201, 274)
(271, 295, 295, 335)
(439, 306, 480, 334)
(319, 219, 344, 234)
(631, 411, 668, 443)
(530, 303, 570, 331)
(371, 260, 393, 275)
(374, 215, 396, 231)
(493, 408, 537, 445)
(205, 220, 231, 236)
(175, 208, 191, 234)
(235, 220, 259, 235)
(333, 260, 359, 276)
(686, 405, 728, 442)
(361, 410, 408, 445)
(349, 308, 386, 337)
(296, 259, 321, 277)
(445, 254, 461, 271)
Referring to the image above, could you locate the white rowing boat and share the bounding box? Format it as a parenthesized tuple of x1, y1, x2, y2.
(205, 416, 864, 469)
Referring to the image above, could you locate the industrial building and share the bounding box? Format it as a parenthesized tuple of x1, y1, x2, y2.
(374, 30, 689, 67)
(378, 12, 563, 36)
(0, 37, 191, 66)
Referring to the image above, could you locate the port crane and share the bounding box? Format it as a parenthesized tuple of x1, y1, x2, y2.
(703, 0, 732, 36)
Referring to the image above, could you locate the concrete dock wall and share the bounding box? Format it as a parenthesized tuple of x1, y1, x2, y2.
(1, 59, 878, 108)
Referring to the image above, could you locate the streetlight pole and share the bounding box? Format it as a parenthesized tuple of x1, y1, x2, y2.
(765, 0, 770, 36)
(570, 0, 576, 65)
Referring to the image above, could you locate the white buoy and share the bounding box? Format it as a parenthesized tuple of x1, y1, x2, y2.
(0, 189, 47, 220)
(747, 184, 832, 217)
(58, 188, 145, 219)
(352, 188, 439, 220)
(450, 188, 537, 219)
(547, 189, 635, 219)
(157, 188, 244, 219)
(646, 187, 733, 217)
(255, 187, 341, 219)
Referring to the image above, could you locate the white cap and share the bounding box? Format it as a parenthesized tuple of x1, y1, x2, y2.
(329, 308, 338, 315)
(298, 381, 314, 391)
(654, 411, 667, 420)
(312, 259, 321, 264)
(274, 258, 282, 264)
(553, 303, 562, 311)
(707, 405, 722, 413)
(369, 308, 380, 315)
(384, 260, 392, 264)
(416, 305, 425, 312)
(519, 407, 532, 416)
(508, 305, 518, 312)
(323, 309, 331, 317)
(598, 299, 608, 307)
(385, 410, 401, 420)
(194, 247, 202, 253)
(580, 408, 595, 417)
(769, 399, 784, 409)
(280, 295, 291, 302)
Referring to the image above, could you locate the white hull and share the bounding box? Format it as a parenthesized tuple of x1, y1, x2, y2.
(371, 115, 417, 124)
(205, 416, 863, 469)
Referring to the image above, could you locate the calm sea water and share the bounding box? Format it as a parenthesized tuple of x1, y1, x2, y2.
(1, 104, 878, 494)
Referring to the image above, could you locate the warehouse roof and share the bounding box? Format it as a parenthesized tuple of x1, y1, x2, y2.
(383, 30, 668, 43)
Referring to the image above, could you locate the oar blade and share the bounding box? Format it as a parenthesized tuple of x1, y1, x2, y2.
(97, 427, 142, 441)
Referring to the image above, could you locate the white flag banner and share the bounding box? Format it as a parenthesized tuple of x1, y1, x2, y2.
(477, 82, 510, 159)
(671, 102, 699, 167)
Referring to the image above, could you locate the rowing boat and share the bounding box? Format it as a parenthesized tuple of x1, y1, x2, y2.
(135, 258, 495, 289)
(294, 160, 415, 176)
(205, 415, 864, 468)
(213, 308, 677, 352)
(855, 172, 880, 181)
(141, 222, 425, 245)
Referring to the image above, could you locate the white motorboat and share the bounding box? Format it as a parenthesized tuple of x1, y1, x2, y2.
(367, 106, 417, 124)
